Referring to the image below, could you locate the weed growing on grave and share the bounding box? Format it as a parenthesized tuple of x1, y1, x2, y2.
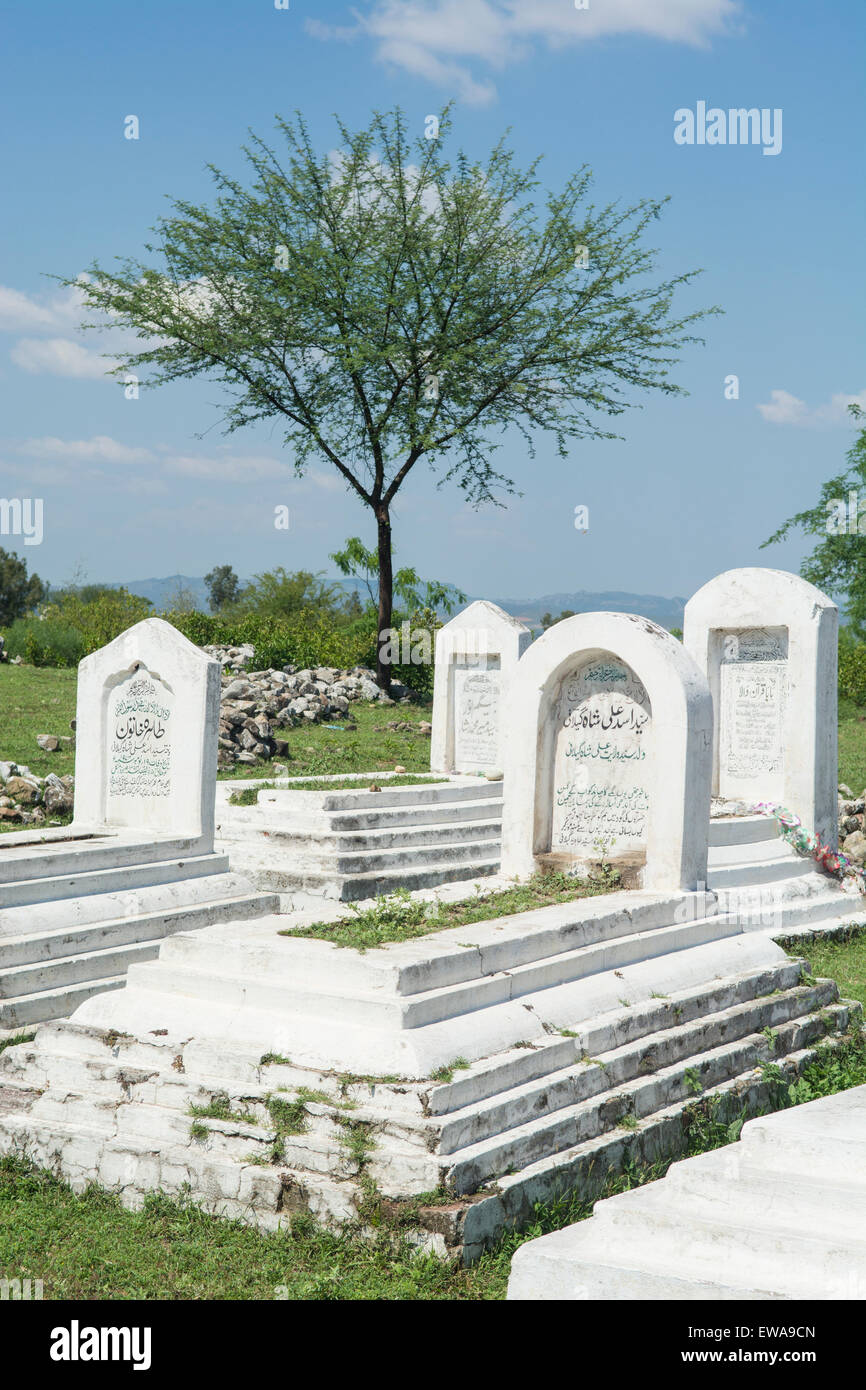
(429, 1059, 470, 1084)
(683, 1067, 703, 1096)
(259, 1053, 292, 1067)
(279, 872, 623, 951)
(189, 1121, 209, 1142)
(0, 1032, 35, 1054)
(188, 1092, 258, 1126)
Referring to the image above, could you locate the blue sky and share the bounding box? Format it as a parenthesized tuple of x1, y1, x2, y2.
(0, 0, 863, 603)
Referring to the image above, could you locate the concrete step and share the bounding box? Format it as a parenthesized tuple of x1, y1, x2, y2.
(506, 1072, 866, 1301)
(0, 888, 277, 969)
(242, 854, 502, 901)
(707, 856, 815, 890)
(0, 834, 208, 885)
(327, 798, 503, 832)
(0, 852, 233, 909)
(257, 780, 502, 813)
(708, 814, 779, 848)
(231, 818, 503, 854)
(263, 835, 503, 876)
(1, 938, 168, 1002)
(435, 980, 839, 1155)
(0, 974, 128, 1030)
(125, 913, 746, 1034)
(442, 1005, 847, 1194)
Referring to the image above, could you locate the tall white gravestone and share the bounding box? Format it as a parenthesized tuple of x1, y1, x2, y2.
(431, 601, 531, 775)
(500, 612, 713, 891)
(0, 618, 275, 1029)
(683, 568, 838, 847)
(72, 617, 222, 850)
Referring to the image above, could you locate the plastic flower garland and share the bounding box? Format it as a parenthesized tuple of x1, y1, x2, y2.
(752, 801, 866, 894)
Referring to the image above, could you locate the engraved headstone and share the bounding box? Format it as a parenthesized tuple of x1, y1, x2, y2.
(684, 568, 837, 846)
(72, 617, 221, 847)
(550, 657, 652, 858)
(501, 612, 712, 891)
(431, 601, 531, 774)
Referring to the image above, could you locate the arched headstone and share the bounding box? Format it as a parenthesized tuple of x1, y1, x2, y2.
(72, 617, 221, 849)
(500, 612, 713, 890)
(431, 601, 531, 775)
(683, 567, 838, 846)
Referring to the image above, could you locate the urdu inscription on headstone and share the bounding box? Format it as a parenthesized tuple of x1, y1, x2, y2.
(550, 656, 652, 858)
(718, 627, 787, 802)
(453, 657, 501, 771)
(106, 666, 174, 821)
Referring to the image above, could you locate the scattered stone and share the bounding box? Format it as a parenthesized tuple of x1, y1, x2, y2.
(36, 734, 60, 752)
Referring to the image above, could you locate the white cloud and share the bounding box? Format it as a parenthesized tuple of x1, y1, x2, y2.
(0, 281, 89, 333)
(164, 452, 294, 482)
(757, 387, 866, 427)
(10, 337, 118, 379)
(16, 435, 156, 464)
(308, 0, 742, 103)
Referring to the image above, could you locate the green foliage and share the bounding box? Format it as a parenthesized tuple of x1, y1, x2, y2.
(0, 547, 46, 626)
(1, 616, 86, 668)
(164, 608, 373, 672)
(42, 588, 153, 655)
(237, 568, 346, 622)
(839, 628, 866, 706)
(763, 404, 866, 637)
(330, 537, 466, 617)
(63, 106, 714, 681)
(204, 564, 240, 612)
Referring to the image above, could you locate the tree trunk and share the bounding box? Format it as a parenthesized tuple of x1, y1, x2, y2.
(375, 504, 394, 693)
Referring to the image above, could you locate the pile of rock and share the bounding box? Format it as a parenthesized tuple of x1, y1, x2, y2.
(203, 643, 256, 671)
(838, 785, 866, 864)
(217, 665, 416, 767)
(0, 763, 74, 825)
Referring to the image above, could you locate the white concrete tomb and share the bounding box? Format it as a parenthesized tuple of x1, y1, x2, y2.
(684, 568, 838, 847)
(431, 600, 531, 775)
(72, 616, 222, 852)
(500, 612, 713, 891)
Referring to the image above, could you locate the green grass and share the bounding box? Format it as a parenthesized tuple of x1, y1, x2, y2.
(797, 926, 866, 1009)
(217, 701, 433, 779)
(0, 665, 77, 777)
(279, 871, 623, 951)
(838, 697, 866, 793)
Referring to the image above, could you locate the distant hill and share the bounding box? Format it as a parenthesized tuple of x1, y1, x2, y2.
(107, 577, 685, 630)
(489, 590, 686, 630)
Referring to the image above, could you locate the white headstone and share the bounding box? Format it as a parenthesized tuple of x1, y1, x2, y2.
(72, 618, 221, 848)
(431, 601, 531, 774)
(683, 569, 838, 846)
(501, 612, 713, 891)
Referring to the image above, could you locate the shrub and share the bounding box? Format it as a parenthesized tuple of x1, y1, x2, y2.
(164, 609, 374, 672)
(43, 589, 154, 656)
(1, 616, 86, 667)
(839, 628, 866, 707)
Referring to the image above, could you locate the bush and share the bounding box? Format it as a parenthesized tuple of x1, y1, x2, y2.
(1, 616, 86, 667)
(44, 590, 154, 656)
(839, 628, 866, 707)
(164, 609, 375, 672)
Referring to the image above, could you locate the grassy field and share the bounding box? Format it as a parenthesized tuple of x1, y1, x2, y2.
(0, 664, 77, 778)
(2, 662, 863, 788)
(839, 697, 866, 793)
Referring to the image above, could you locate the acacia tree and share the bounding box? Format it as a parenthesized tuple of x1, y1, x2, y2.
(69, 108, 714, 687)
(762, 404, 866, 637)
